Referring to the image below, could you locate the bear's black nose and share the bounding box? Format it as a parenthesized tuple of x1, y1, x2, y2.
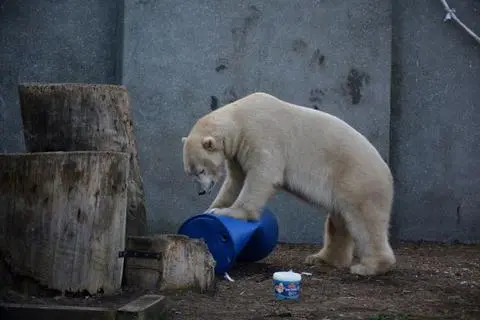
(198, 190, 206, 195)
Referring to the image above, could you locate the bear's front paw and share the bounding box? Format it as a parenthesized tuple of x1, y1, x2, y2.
(207, 203, 229, 211)
(208, 207, 253, 221)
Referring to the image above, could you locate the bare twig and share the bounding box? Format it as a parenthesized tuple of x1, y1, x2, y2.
(440, 0, 480, 45)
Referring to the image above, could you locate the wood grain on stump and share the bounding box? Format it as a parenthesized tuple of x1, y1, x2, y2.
(18, 83, 147, 237)
(123, 234, 216, 293)
(0, 151, 129, 295)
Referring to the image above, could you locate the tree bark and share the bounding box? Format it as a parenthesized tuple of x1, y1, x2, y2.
(123, 234, 216, 293)
(0, 151, 129, 295)
(18, 83, 147, 237)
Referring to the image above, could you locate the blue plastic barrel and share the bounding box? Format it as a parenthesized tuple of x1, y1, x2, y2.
(178, 207, 279, 274)
(236, 208, 279, 262)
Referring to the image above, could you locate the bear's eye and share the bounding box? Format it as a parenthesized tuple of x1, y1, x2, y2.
(198, 169, 205, 175)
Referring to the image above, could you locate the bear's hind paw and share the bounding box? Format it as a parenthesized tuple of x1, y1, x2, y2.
(304, 253, 324, 266)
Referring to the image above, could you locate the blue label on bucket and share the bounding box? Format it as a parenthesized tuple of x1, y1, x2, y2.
(273, 279, 300, 300)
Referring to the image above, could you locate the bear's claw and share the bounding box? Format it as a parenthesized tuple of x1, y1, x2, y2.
(304, 253, 324, 266)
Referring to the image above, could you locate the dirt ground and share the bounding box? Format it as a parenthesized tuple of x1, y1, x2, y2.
(166, 242, 480, 320)
(1, 242, 479, 320)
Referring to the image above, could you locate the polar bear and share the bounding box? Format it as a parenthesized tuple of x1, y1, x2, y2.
(181, 92, 395, 276)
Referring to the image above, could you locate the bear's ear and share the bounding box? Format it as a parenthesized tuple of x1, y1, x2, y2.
(201, 136, 216, 152)
(181, 137, 187, 144)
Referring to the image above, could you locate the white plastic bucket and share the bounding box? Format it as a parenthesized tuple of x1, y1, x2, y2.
(273, 270, 302, 300)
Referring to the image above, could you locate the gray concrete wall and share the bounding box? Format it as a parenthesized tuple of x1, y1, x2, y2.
(122, 0, 392, 243)
(390, 0, 480, 244)
(0, 0, 122, 152)
(1, 0, 479, 244)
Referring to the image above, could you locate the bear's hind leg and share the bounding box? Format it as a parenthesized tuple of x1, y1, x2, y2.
(305, 213, 354, 268)
(343, 204, 396, 276)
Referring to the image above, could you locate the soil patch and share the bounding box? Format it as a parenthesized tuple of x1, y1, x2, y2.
(1, 242, 479, 320)
(166, 242, 480, 320)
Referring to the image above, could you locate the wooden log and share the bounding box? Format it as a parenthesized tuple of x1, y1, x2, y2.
(18, 83, 147, 237)
(0, 255, 13, 291)
(122, 234, 216, 293)
(0, 151, 130, 295)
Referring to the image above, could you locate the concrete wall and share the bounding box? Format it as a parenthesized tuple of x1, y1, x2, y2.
(390, 0, 480, 243)
(0, 0, 122, 152)
(0, 0, 479, 243)
(122, 0, 392, 243)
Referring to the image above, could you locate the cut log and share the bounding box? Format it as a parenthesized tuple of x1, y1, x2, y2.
(0, 255, 13, 291)
(122, 234, 216, 293)
(18, 83, 147, 237)
(0, 151, 130, 295)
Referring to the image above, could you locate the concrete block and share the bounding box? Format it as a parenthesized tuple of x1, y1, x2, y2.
(117, 295, 167, 320)
(0, 295, 167, 320)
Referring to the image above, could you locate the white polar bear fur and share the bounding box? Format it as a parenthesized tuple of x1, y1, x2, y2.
(182, 92, 396, 276)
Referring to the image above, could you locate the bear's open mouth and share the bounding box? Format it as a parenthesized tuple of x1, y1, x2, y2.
(196, 180, 215, 195)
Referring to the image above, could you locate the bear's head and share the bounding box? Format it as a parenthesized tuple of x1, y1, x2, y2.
(181, 135, 225, 195)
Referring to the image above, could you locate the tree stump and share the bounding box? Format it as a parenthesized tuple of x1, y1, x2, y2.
(122, 234, 216, 293)
(0, 151, 130, 295)
(18, 83, 147, 237)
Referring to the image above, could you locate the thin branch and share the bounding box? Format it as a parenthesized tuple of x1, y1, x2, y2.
(440, 0, 480, 45)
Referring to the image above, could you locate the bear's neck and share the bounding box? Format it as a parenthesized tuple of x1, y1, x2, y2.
(215, 119, 239, 160)
(222, 129, 239, 160)
(201, 109, 239, 160)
